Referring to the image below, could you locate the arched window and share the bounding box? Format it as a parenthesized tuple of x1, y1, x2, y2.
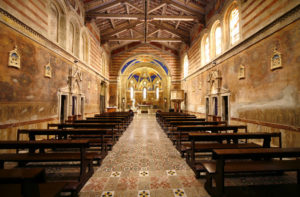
(102, 51, 106, 75)
(143, 87, 147, 99)
(215, 26, 222, 55)
(130, 86, 134, 100)
(68, 22, 74, 52)
(205, 36, 210, 63)
(230, 7, 239, 44)
(81, 33, 88, 62)
(156, 87, 159, 100)
(49, 3, 58, 42)
(183, 54, 189, 78)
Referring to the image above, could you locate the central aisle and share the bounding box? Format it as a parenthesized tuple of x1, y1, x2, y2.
(80, 114, 208, 197)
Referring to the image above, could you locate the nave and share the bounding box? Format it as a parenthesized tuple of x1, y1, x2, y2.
(80, 114, 296, 197)
(81, 114, 208, 197)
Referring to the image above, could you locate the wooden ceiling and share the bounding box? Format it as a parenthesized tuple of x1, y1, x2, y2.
(84, 0, 208, 52)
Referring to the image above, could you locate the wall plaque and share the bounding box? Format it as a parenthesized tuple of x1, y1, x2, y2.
(8, 46, 20, 69)
(271, 48, 282, 70)
(45, 63, 52, 78)
(238, 64, 245, 79)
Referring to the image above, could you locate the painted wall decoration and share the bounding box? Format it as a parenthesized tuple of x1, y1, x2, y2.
(271, 48, 282, 70)
(44, 63, 52, 78)
(238, 64, 245, 79)
(121, 55, 169, 75)
(8, 46, 21, 69)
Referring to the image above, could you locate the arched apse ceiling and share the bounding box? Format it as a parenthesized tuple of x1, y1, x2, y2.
(120, 54, 169, 76)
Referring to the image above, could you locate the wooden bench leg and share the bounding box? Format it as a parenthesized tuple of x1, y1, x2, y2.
(204, 173, 213, 196)
(297, 170, 300, 184)
(0, 161, 4, 169)
(22, 181, 40, 197)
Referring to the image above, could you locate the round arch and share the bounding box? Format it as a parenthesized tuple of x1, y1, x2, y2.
(117, 54, 172, 112)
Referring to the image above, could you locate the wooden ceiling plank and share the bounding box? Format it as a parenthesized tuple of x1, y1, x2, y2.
(132, 28, 144, 36)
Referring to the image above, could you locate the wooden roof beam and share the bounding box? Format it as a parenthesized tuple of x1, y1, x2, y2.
(87, 14, 198, 21)
(102, 37, 183, 42)
(87, 0, 123, 14)
(148, 29, 159, 37)
(163, 0, 204, 15)
(101, 21, 143, 38)
(148, 3, 167, 14)
(149, 38, 182, 42)
(102, 37, 143, 41)
(124, 2, 144, 13)
(150, 21, 189, 41)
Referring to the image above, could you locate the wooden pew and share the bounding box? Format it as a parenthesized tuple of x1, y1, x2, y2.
(95, 112, 132, 122)
(166, 121, 226, 136)
(47, 122, 121, 135)
(187, 132, 282, 178)
(160, 118, 206, 130)
(86, 117, 129, 127)
(158, 115, 197, 127)
(0, 168, 66, 197)
(17, 128, 112, 158)
(203, 148, 300, 197)
(173, 125, 247, 150)
(73, 119, 126, 133)
(0, 139, 95, 195)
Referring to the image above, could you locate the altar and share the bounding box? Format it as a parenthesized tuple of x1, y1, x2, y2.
(137, 105, 156, 114)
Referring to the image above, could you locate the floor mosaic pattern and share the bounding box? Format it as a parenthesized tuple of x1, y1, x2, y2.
(80, 114, 208, 197)
(80, 114, 296, 197)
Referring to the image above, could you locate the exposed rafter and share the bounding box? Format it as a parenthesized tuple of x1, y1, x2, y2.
(102, 37, 183, 42)
(87, 0, 123, 13)
(163, 0, 204, 15)
(150, 21, 189, 42)
(87, 13, 198, 21)
(84, 0, 207, 52)
(148, 3, 167, 14)
(101, 21, 143, 38)
(124, 2, 144, 13)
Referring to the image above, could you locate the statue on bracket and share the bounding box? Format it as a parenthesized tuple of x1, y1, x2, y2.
(8, 45, 21, 69)
(271, 47, 282, 70)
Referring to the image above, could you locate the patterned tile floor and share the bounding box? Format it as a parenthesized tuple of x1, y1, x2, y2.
(80, 114, 296, 197)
